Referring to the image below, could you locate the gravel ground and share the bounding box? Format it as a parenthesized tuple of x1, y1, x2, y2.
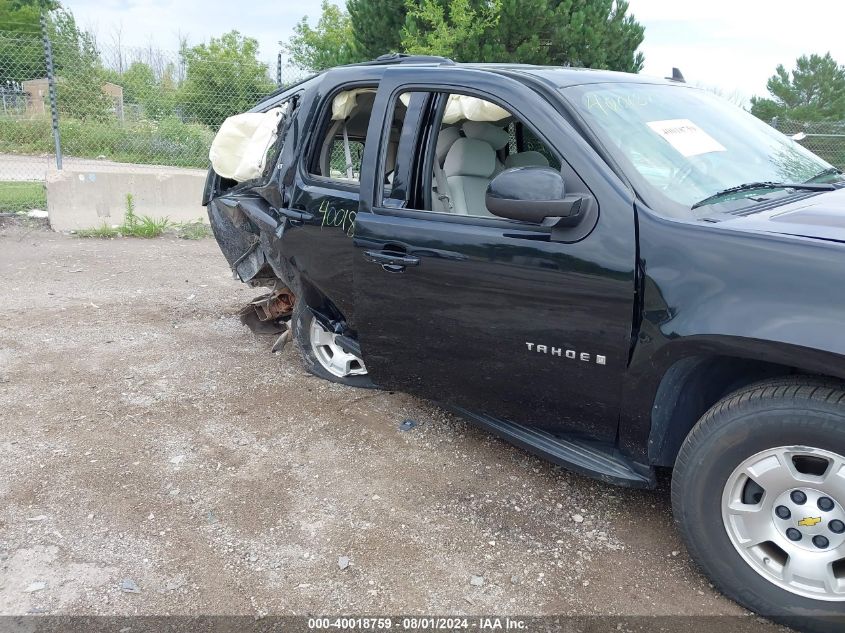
(0, 221, 787, 631)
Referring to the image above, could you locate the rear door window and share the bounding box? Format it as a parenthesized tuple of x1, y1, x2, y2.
(307, 87, 378, 185)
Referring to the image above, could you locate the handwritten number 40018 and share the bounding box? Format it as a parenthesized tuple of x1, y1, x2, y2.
(318, 199, 356, 237)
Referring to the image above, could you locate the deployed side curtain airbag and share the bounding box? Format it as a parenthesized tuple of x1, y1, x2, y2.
(331, 88, 375, 120)
(398, 93, 509, 124)
(209, 104, 287, 182)
(442, 95, 509, 124)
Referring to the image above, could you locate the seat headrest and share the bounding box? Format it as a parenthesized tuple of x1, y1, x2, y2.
(443, 138, 496, 178)
(436, 127, 461, 165)
(461, 121, 510, 150)
(504, 150, 550, 168)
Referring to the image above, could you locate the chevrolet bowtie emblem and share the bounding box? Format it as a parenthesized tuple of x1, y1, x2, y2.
(798, 516, 822, 527)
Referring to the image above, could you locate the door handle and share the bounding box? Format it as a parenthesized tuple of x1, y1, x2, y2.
(363, 250, 420, 271)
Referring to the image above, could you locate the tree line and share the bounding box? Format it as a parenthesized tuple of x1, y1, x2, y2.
(288, 0, 645, 73)
(289, 0, 845, 124)
(1, 0, 276, 127)
(2, 0, 845, 129)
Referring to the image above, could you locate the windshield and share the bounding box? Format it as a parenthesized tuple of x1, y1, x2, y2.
(561, 82, 838, 216)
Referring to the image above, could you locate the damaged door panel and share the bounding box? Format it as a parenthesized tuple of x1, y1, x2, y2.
(207, 196, 271, 284)
(205, 91, 303, 288)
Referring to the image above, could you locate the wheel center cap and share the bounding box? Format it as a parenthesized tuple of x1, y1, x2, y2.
(772, 487, 845, 552)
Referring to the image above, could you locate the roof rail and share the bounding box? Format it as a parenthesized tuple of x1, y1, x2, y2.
(347, 53, 456, 67)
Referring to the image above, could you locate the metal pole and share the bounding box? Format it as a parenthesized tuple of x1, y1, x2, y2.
(277, 52, 283, 87)
(41, 13, 62, 170)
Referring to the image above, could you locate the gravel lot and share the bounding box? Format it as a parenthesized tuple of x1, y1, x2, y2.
(0, 221, 786, 631)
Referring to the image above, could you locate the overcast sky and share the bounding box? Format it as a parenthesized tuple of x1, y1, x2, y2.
(65, 0, 845, 103)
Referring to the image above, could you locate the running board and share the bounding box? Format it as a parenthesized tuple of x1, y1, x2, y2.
(452, 408, 655, 488)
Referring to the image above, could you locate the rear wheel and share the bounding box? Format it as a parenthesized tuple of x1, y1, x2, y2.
(673, 377, 845, 632)
(291, 300, 374, 388)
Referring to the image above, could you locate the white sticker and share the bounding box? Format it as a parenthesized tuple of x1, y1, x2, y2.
(646, 118, 727, 157)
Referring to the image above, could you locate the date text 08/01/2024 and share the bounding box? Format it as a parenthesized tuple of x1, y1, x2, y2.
(307, 617, 528, 630)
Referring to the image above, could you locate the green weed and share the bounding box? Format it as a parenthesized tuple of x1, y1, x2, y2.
(118, 193, 170, 238)
(76, 193, 170, 238)
(76, 223, 120, 238)
(176, 219, 212, 240)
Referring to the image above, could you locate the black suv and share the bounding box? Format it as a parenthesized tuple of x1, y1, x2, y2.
(204, 55, 845, 630)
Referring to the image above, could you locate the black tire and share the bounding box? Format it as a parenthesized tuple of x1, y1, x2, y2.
(672, 377, 845, 633)
(291, 300, 376, 389)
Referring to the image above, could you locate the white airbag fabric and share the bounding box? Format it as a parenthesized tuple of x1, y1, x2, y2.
(210, 105, 286, 182)
(332, 89, 375, 120)
(442, 95, 509, 124)
(398, 93, 509, 124)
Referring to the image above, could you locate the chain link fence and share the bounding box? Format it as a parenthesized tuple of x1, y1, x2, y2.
(0, 25, 309, 212)
(2, 22, 845, 215)
(770, 118, 845, 171)
(0, 30, 53, 202)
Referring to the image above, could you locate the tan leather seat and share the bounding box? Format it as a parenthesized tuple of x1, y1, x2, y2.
(443, 137, 496, 217)
(461, 121, 510, 174)
(505, 150, 550, 169)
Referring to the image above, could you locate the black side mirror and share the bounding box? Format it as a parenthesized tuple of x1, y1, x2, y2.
(485, 166, 588, 227)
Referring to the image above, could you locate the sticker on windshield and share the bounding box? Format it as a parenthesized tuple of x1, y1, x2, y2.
(646, 119, 726, 157)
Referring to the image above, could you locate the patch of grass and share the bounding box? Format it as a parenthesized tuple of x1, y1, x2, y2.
(76, 223, 120, 238)
(121, 214, 171, 238)
(0, 116, 214, 168)
(176, 219, 212, 240)
(119, 194, 170, 238)
(76, 194, 170, 239)
(0, 181, 47, 214)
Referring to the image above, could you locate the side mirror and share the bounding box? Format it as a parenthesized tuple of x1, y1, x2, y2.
(485, 166, 588, 227)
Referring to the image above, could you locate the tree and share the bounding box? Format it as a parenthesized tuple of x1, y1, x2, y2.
(402, 0, 502, 60)
(112, 61, 156, 106)
(751, 53, 845, 122)
(403, 0, 645, 71)
(49, 8, 114, 121)
(286, 0, 645, 73)
(0, 0, 58, 34)
(0, 2, 115, 120)
(285, 1, 363, 71)
(103, 61, 176, 120)
(348, 0, 407, 59)
(111, 61, 178, 120)
(180, 31, 277, 127)
(0, 0, 60, 83)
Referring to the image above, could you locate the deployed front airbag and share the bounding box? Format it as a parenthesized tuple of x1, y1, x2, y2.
(209, 105, 286, 182)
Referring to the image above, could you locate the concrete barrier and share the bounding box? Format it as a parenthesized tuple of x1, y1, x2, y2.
(46, 164, 208, 231)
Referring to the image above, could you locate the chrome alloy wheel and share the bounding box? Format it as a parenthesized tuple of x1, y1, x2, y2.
(308, 318, 367, 378)
(722, 446, 845, 600)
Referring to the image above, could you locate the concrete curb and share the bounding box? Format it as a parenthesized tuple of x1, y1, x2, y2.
(46, 165, 208, 231)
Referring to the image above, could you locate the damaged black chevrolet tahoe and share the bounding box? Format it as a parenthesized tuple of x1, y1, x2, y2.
(204, 55, 845, 629)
